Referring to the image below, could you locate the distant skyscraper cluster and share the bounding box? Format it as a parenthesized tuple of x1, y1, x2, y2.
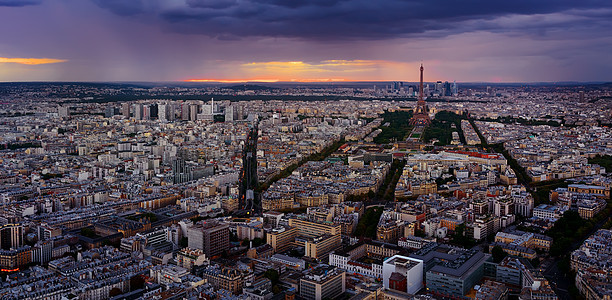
(111, 99, 245, 122)
(377, 77, 458, 98)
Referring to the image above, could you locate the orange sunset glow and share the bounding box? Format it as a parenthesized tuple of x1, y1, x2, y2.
(184, 78, 349, 83)
(184, 60, 442, 83)
(0, 57, 67, 65)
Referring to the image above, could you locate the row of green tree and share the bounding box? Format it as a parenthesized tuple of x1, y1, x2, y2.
(422, 111, 466, 145)
(530, 180, 568, 205)
(588, 155, 612, 173)
(477, 116, 563, 127)
(548, 197, 612, 257)
(0, 142, 42, 150)
(257, 139, 345, 192)
(354, 207, 384, 238)
(489, 143, 533, 185)
(373, 110, 413, 144)
(376, 159, 407, 201)
(546, 201, 612, 299)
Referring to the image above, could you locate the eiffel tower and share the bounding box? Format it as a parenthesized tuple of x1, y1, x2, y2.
(410, 64, 431, 126)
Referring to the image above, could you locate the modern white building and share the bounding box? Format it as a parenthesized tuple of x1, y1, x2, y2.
(533, 204, 566, 221)
(397, 236, 435, 250)
(329, 251, 384, 278)
(382, 255, 423, 295)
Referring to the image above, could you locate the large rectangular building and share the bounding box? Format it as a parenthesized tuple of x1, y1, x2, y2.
(330, 241, 405, 279)
(187, 221, 229, 258)
(533, 204, 566, 221)
(288, 218, 341, 238)
(304, 234, 341, 260)
(266, 226, 298, 253)
(568, 184, 609, 198)
(410, 243, 491, 298)
(300, 265, 345, 300)
(0, 224, 24, 250)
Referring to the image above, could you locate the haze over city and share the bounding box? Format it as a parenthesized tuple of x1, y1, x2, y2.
(1, 0, 612, 82)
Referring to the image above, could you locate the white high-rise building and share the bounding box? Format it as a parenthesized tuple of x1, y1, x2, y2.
(200, 102, 214, 121)
(134, 103, 143, 120)
(190, 104, 199, 121)
(121, 103, 130, 118)
(181, 103, 190, 120)
(167, 103, 175, 121)
(225, 105, 235, 122)
(159, 104, 168, 121)
(58, 106, 70, 118)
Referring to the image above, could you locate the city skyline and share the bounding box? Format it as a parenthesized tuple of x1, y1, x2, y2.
(0, 55, 610, 298)
(1, 0, 612, 82)
(1, 2, 611, 298)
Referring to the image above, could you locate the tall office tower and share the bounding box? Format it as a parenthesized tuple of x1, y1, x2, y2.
(199, 99, 215, 121)
(172, 158, 192, 184)
(392, 81, 403, 91)
(444, 81, 452, 96)
(104, 106, 115, 118)
(134, 103, 143, 120)
(167, 103, 175, 121)
(187, 221, 229, 258)
(121, 103, 130, 118)
(0, 224, 24, 250)
(225, 105, 235, 122)
(158, 104, 168, 121)
(58, 106, 70, 118)
(142, 104, 150, 120)
(435, 81, 443, 94)
(202, 104, 212, 115)
(579, 91, 585, 102)
(236, 104, 245, 121)
(181, 103, 190, 121)
(149, 103, 158, 119)
(190, 104, 199, 121)
(238, 123, 259, 215)
(410, 64, 431, 126)
(452, 81, 458, 96)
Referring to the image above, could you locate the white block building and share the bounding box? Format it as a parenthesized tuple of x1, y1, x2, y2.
(382, 255, 424, 295)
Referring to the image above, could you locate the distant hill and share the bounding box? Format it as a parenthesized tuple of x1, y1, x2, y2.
(224, 84, 278, 91)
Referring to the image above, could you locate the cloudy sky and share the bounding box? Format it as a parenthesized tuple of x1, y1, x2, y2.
(1, 0, 611, 82)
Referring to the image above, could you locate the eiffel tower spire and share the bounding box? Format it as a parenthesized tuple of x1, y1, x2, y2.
(411, 64, 431, 125)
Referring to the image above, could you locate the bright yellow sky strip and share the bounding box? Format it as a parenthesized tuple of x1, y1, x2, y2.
(0, 57, 67, 65)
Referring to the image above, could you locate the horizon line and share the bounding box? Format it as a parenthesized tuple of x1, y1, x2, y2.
(1, 80, 610, 85)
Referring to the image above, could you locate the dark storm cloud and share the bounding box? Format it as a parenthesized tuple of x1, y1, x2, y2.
(91, 0, 612, 39)
(91, 0, 145, 16)
(0, 0, 41, 7)
(186, 0, 239, 9)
